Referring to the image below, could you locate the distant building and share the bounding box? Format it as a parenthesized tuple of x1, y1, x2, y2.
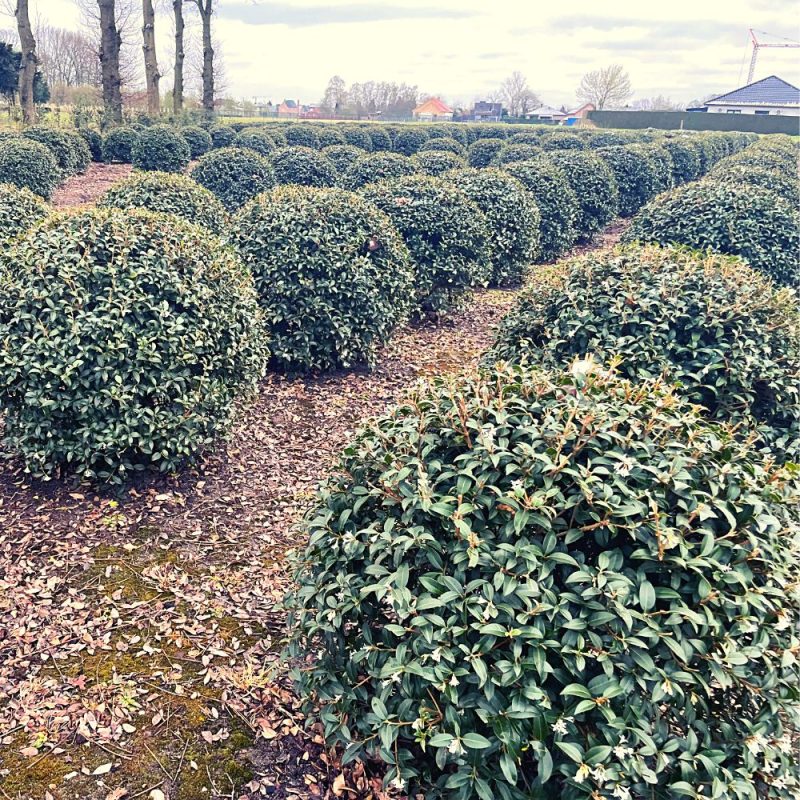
(300, 104, 323, 119)
(472, 101, 503, 121)
(412, 97, 453, 121)
(559, 102, 596, 126)
(702, 75, 800, 116)
(527, 104, 563, 121)
(277, 99, 301, 118)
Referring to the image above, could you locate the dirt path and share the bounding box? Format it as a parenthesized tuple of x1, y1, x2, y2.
(0, 222, 629, 800)
(52, 163, 133, 209)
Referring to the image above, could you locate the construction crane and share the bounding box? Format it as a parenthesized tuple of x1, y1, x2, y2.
(747, 29, 800, 83)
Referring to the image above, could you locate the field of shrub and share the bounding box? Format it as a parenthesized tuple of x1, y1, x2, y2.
(0, 117, 797, 800)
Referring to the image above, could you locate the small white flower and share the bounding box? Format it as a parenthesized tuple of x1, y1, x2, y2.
(591, 765, 607, 785)
(551, 719, 568, 735)
(411, 717, 424, 732)
(661, 678, 673, 696)
(449, 674, 459, 687)
(431, 647, 443, 663)
(745, 733, 767, 755)
(613, 786, 632, 799)
(391, 775, 405, 791)
(574, 763, 591, 784)
(448, 738, 465, 756)
(774, 611, 792, 631)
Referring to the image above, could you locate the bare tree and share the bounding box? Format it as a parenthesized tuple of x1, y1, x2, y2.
(320, 74, 346, 113)
(172, 0, 184, 114)
(500, 71, 539, 117)
(576, 64, 632, 110)
(37, 25, 102, 88)
(97, 0, 123, 121)
(141, 0, 159, 114)
(190, 0, 214, 115)
(631, 94, 682, 111)
(14, 0, 36, 124)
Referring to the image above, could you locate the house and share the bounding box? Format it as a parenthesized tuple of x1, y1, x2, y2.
(412, 97, 453, 121)
(527, 104, 563, 121)
(300, 104, 323, 119)
(558, 102, 596, 126)
(277, 99, 301, 118)
(703, 75, 800, 116)
(472, 101, 503, 121)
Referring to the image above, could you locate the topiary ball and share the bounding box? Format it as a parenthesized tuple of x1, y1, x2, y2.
(22, 126, 80, 177)
(503, 159, 579, 262)
(233, 127, 275, 158)
(317, 126, 346, 148)
(131, 124, 191, 173)
(180, 125, 213, 158)
(361, 175, 491, 315)
(270, 146, 337, 187)
(284, 124, 321, 149)
(410, 150, 466, 177)
(595, 145, 655, 217)
(0, 182, 49, 247)
(99, 171, 228, 233)
(467, 138, 505, 168)
(0, 208, 267, 482)
(488, 244, 800, 459)
(322, 144, 363, 173)
(286, 362, 800, 800)
(419, 137, 466, 156)
(492, 143, 542, 166)
(539, 130, 586, 151)
(545, 151, 619, 241)
(230, 186, 413, 373)
(0, 138, 60, 199)
(393, 127, 428, 156)
(446, 167, 540, 287)
(79, 128, 103, 162)
(509, 131, 543, 145)
(623, 181, 800, 287)
(341, 152, 417, 190)
(190, 146, 275, 211)
(102, 126, 140, 164)
(61, 129, 92, 174)
(708, 163, 800, 207)
(367, 126, 392, 152)
(209, 124, 237, 149)
(339, 126, 373, 151)
(586, 129, 632, 148)
(660, 137, 701, 184)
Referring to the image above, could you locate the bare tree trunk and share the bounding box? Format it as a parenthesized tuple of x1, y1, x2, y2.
(15, 0, 37, 125)
(193, 0, 214, 117)
(172, 0, 184, 115)
(142, 0, 160, 116)
(97, 0, 123, 123)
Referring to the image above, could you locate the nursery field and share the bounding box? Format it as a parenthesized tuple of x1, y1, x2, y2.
(0, 118, 798, 800)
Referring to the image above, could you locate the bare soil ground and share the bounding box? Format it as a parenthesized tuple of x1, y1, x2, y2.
(0, 184, 629, 800)
(51, 164, 133, 209)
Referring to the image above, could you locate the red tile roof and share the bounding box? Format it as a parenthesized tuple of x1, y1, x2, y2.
(413, 97, 453, 115)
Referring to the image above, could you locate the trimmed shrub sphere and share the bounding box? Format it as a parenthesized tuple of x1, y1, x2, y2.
(284, 124, 321, 149)
(708, 163, 800, 207)
(102, 126, 140, 164)
(623, 181, 800, 287)
(286, 362, 800, 800)
(233, 128, 276, 157)
(231, 186, 414, 372)
(492, 143, 541, 166)
(131, 124, 191, 173)
(596, 146, 655, 217)
(0, 209, 267, 481)
(503, 159, 579, 261)
(467, 138, 505, 167)
(190, 147, 275, 211)
(660, 137, 701, 184)
(393, 127, 428, 156)
(339, 126, 373, 151)
(23, 126, 80, 177)
(209, 124, 236, 149)
(341, 152, 417, 190)
(99, 171, 228, 233)
(367, 126, 392, 151)
(361, 175, 491, 314)
(0, 137, 59, 199)
(180, 125, 213, 158)
(410, 150, 466, 177)
(539, 129, 586, 151)
(446, 167, 541, 286)
(80, 128, 103, 162)
(0, 182, 50, 247)
(271, 146, 337, 187)
(317, 127, 346, 148)
(488, 244, 800, 459)
(322, 144, 363, 173)
(419, 136, 466, 156)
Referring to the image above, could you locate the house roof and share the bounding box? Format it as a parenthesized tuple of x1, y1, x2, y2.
(413, 97, 453, 115)
(473, 101, 502, 113)
(282, 99, 298, 108)
(529, 104, 563, 117)
(705, 75, 800, 107)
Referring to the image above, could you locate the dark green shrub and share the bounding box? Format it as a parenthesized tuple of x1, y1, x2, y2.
(424, 126, 450, 140)
(446, 167, 540, 286)
(586, 130, 631, 148)
(361, 175, 491, 314)
(628, 143, 674, 193)
(440, 123, 468, 145)
(231, 186, 413, 372)
(503, 159, 578, 261)
(181, 125, 213, 158)
(467, 138, 505, 167)
(492, 143, 541, 165)
(474, 124, 507, 140)
(393, 127, 428, 155)
(102, 126, 140, 164)
(285, 124, 321, 149)
(708, 163, 799, 206)
(411, 151, 466, 177)
(318, 127, 346, 148)
(0, 137, 59, 199)
(99, 171, 227, 233)
(660, 137, 700, 184)
(267, 127, 287, 146)
(341, 152, 417, 190)
(724, 146, 797, 175)
(545, 151, 619, 240)
(79, 127, 103, 162)
(271, 146, 337, 187)
(131, 124, 191, 173)
(23, 126, 79, 176)
(419, 136, 466, 156)
(190, 146, 275, 211)
(539, 130, 585, 151)
(682, 137, 713, 174)
(0, 182, 49, 247)
(508, 131, 542, 145)
(286, 361, 800, 800)
(233, 127, 275, 157)
(367, 126, 392, 151)
(61, 129, 92, 174)
(596, 146, 655, 217)
(209, 124, 236, 149)
(340, 125, 373, 151)
(489, 244, 800, 458)
(322, 144, 363, 173)
(623, 181, 800, 287)
(0, 208, 267, 482)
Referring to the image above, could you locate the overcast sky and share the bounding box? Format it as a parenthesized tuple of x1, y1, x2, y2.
(17, 0, 800, 106)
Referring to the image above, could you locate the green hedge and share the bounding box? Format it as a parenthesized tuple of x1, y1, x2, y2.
(131, 125, 191, 173)
(190, 146, 275, 211)
(271, 146, 337, 187)
(0, 182, 50, 247)
(0, 137, 60, 199)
